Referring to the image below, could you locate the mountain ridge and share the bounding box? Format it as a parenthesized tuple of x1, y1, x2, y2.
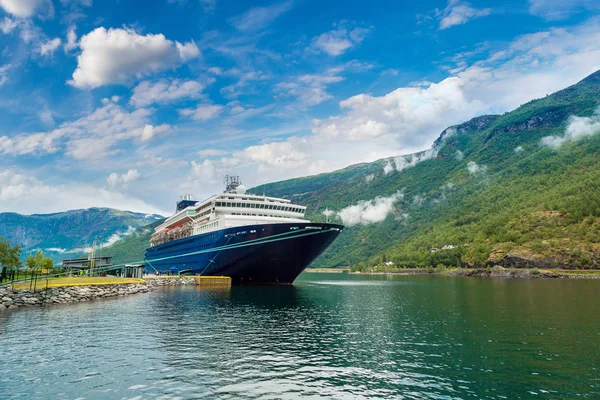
(0, 208, 163, 263)
(4, 71, 599, 270)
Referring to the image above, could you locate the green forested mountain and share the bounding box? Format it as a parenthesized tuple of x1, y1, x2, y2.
(251, 70, 600, 270)
(78, 71, 600, 271)
(101, 218, 165, 265)
(0, 208, 162, 263)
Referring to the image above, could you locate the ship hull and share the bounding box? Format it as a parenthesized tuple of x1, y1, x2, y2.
(144, 223, 343, 284)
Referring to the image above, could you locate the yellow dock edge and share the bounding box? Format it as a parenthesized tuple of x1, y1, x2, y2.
(193, 276, 232, 287)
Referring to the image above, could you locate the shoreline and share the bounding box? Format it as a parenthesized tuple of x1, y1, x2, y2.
(0, 277, 198, 312)
(305, 267, 600, 279)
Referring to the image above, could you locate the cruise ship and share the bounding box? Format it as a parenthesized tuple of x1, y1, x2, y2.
(144, 176, 343, 284)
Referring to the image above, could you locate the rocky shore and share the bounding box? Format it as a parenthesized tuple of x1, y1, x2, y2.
(351, 266, 600, 279)
(0, 277, 198, 311)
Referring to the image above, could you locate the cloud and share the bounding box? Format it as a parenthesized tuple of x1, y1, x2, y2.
(337, 191, 404, 226)
(179, 104, 224, 121)
(383, 160, 394, 175)
(275, 72, 345, 106)
(528, 0, 600, 20)
(467, 161, 487, 174)
(197, 149, 228, 157)
(40, 37, 62, 56)
(0, 99, 166, 159)
(392, 147, 439, 173)
(312, 24, 370, 56)
(455, 150, 464, 160)
(0, 0, 50, 18)
(0, 169, 165, 215)
(229, 0, 292, 32)
(241, 141, 310, 170)
(69, 27, 200, 89)
(0, 64, 10, 86)
(541, 108, 600, 148)
(0, 16, 18, 33)
(64, 25, 78, 52)
(130, 79, 211, 107)
(140, 124, 172, 142)
(313, 77, 477, 147)
(69, 226, 137, 254)
(514, 146, 524, 153)
(190, 159, 217, 183)
(439, 0, 491, 29)
(193, 18, 600, 191)
(107, 169, 141, 187)
(365, 173, 374, 183)
(39, 108, 55, 128)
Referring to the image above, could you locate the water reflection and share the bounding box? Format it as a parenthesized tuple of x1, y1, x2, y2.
(0, 275, 599, 399)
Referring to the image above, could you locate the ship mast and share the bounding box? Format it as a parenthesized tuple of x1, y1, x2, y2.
(224, 175, 242, 193)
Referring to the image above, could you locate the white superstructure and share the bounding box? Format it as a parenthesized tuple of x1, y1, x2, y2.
(150, 186, 308, 247)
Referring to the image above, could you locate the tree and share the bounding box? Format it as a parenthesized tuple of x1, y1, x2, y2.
(25, 249, 51, 271)
(0, 237, 22, 269)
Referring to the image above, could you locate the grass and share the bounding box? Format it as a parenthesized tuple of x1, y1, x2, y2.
(12, 276, 144, 290)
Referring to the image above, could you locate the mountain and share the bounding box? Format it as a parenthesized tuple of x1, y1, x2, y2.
(101, 218, 165, 266)
(0, 208, 163, 263)
(250, 70, 600, 270)
(85, 71, 600, 271)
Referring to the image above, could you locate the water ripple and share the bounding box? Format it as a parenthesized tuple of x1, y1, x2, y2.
(1, 274, 599, 399)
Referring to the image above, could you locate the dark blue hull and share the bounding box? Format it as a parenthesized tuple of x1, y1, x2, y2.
(144, 223, 343, 284)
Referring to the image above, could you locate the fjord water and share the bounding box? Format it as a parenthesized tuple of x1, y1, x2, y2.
(1, 274, 599, 399)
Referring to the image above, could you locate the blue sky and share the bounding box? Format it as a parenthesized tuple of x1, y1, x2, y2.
(1, 0, 599, 215)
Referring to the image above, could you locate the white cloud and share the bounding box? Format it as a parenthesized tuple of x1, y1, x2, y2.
(0, 64, 10, 86)
(40, 37, 62, 56)
(70, 27, 200, 89)
(467, 161, 487, 174)
(190, 159, 217, 183)
(0, 0, 49, 18)
(191, 19, 600, 191)
(39, 108, 55, 128)
(198, 149, 228, 157)
(313, 77, 477, 148)
(455, 150, 464, 160)
(312, 24, 370, 56)
(179, 104, 224, 121)
(392, 148, 439, 173)
(528, 0, 600, 20)
(140, 124, 172, 142)
(383, 160, 394, 175)
(365, 173, 374, 183)
(60, 0, 92, 6)
(276, 72, 345, 106)
(337, 191, 404, 226)
(229, 0, 292, 32)
(64, 26, 78, 52)
(237, 141, 310, 170)
(0, 16, 18, 34)
(439, 0, 491, 29)
(0, 100, 166, 159)
(130, 79, 210, 107)
(107, 169, 141, 187)
(0, 169, 165, 215)
(541, 108, 600, 148)
(514, 146, 524, 153)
